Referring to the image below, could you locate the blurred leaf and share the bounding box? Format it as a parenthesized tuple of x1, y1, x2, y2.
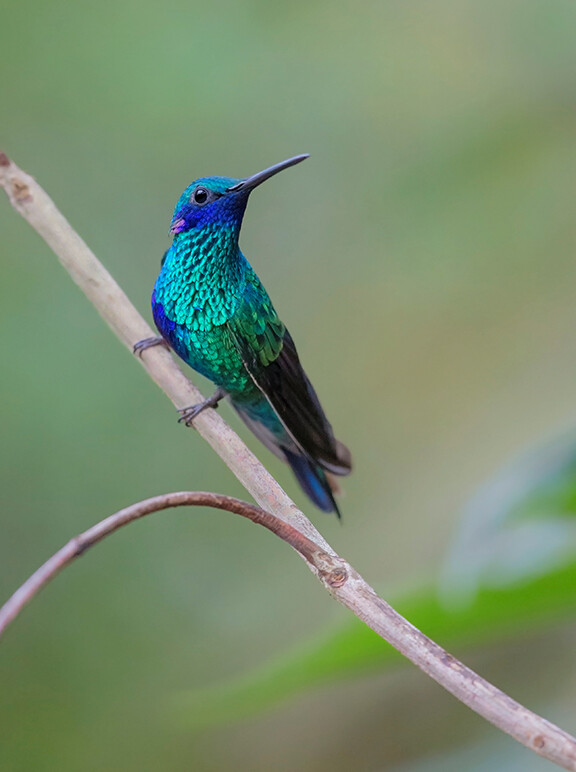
(441, 432, 576, 605)
(176, 557, 576, 728)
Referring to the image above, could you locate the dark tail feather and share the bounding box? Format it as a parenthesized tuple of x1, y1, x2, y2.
(284, 449, 341, 518)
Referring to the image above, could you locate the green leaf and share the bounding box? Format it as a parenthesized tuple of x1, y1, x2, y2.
(441, 432, 576, 604)
(175, 557, 576, 728)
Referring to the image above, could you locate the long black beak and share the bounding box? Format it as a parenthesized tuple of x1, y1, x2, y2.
(226, 154, 309, 193)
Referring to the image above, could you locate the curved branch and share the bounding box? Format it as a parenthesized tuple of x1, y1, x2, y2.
(0, 492, 324, 638)
(2, 494, 576, 772)
(1, 152, 576, 770)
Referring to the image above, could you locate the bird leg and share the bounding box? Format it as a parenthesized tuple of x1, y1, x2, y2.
(178, 387, 227, 426)
(133, 336, 170, 357)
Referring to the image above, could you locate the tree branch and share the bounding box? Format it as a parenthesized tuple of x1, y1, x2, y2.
(0, 492, 324, 638)
(1, 151, 576, 770)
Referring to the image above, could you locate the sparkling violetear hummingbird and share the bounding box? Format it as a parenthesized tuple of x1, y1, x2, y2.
(136, 155, 351, 516)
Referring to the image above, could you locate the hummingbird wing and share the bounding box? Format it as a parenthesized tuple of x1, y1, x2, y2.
(228, 278, 351, 476)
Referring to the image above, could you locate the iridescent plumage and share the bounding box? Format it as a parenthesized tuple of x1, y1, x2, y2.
(150, 156, 351, 515)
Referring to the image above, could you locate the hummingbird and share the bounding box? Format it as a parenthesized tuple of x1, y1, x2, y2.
(136, 155, 351, 516)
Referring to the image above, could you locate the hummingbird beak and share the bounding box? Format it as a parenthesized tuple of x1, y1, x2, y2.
(226, 154, 310, 193)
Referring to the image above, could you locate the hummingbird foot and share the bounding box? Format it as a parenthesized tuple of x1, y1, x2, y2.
(178, 387, 226, 426)
(133, 336, 170, 357)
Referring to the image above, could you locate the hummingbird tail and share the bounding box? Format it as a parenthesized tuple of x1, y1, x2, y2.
(231, 397, 344, 516)
(284, 449, 341, 518)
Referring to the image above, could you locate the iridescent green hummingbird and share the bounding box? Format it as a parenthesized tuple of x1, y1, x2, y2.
(136, 155, 351, 515)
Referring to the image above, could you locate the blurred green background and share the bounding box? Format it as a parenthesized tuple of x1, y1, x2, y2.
(2, 0, 576, 769)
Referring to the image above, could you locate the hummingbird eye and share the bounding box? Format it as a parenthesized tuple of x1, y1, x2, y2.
(193, 187, 209, 205)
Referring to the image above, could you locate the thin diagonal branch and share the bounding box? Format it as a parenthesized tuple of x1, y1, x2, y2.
(1, 151, 576, 770)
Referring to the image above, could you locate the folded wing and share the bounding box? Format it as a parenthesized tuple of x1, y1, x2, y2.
(228, 278, 351, 476)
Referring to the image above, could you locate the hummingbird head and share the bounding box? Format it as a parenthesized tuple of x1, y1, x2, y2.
(169, 154, 309, 236)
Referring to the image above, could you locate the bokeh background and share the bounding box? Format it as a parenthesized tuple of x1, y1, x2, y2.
(2, 0, 576, 769)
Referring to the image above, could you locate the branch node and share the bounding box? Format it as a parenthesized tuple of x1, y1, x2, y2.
(312, 552, 349, 587)
(326, 566, 348, 587)
(11, 178, 32, 203)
